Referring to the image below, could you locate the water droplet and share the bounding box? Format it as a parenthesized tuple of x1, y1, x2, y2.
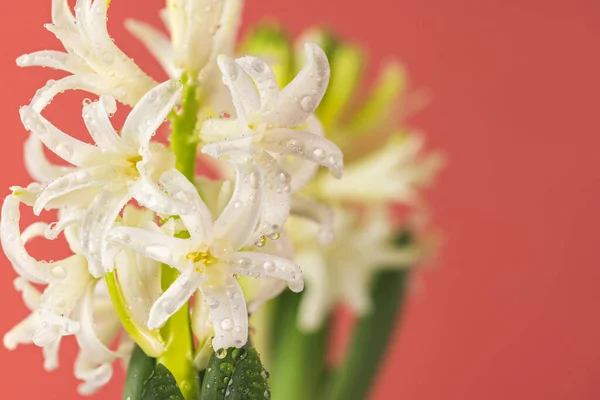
(260, 370, 270, 379)
(267, 232, 281, 241)
(219, 362, 233, 373)
(299, 95, 315, 112)
(263, 260, 276, 272)
(286, 139, 303, 153)
(254, 235, 267, 248)
(248, 171, 261, 189)
(102, 51, 115, 64)
(234, 339, 244, 347)
(278, 172, 290, 184)
(82, 98, 92, 106)
(207, 299, 219, 309)
(56, 143, 73, 159)
(163, 300, 176, 314)
(219, 112, 231, 119)
(51, 266, 67, 280)
(216, 348, 228, 359)
(221, 318, 233, 331)
(6, 233, 15, 241)
(233, 200, 243, 208)
(237, 257, 251, 269)
(264, 388, 272, 398)
(251, 59, 265, 73)
(313, 148, 326, 160)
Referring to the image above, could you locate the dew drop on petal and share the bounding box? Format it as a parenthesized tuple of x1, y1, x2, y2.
(313, 148, 326, 160)
(221, 318, 233, 331)
(299, 95, 315, 113)
(254, 236, 267, 248)
(286, 139, 303, 153)
(263, 260, 276, 272)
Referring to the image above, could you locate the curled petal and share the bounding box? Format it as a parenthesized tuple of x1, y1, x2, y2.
(16, 50, 91, 74)
(236, 56, 279, 112)
(125, 19, 179, 78)
(148, 263, 203, 329)
(225, 252, 304, 292)
(253, 155, 291, 239)
(199, 275, 247, 350)
(11, 183, 43, 207)
(51, 0, 77, 30)
(262, 128, 343, 178)
(24, 135, 74, 183)
(20, 106, 104, 167)
(13, 277, 42, 311)
(201, 135, 254, 159)
(213, 159, 264, 250)
(276, 43, 330, 128)
(290, 196, 334, 245)
(45, 209, 86, 240)
(82, 96, 126, 153)
(1, 196, 52, 283)
(3, 313, 40, 351)
(217, 55, 260, 128)
(129, 164, 194, 216)
(80, 184, 131, 278)
(121, 79, 182, 150)
(159, 169, 214, 245)
(107, 226, 190, 267)
(28, 74, 116, 113)
(33, 166, 114, 215)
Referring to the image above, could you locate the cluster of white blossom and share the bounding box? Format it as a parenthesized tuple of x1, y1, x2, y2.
(1, 0, 441, 395)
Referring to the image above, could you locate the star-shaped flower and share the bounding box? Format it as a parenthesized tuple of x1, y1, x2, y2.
(200, 43, 344, 240)
(18, 0, 157, 108)
(19, 79, 191, 277)
(107, 167, 304, 350)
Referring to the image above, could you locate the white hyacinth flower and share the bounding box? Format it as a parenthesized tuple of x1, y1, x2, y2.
(107, 168, 304, 350)
(291, 206, 433, 332)
(315, 133, 444, 205)
(200, 43, 343, 239)
(19, 80, 191, 277)
(127, 0, 242, 79)
(1, 196, 128, 395)
(17, 0, 157, 108)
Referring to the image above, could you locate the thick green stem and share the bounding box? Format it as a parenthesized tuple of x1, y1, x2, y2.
(105, 271, 165, 358)
(170, 76, 200, 182)
(324, 268, 411, 400)
(269, 290, 329, 400)
(157, 265, 199, 400)
(154, 75, 201, 399)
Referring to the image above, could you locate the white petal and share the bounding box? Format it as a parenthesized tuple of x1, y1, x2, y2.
(225, 252, 304, 292)
(13, 277, 42, 311)
(80, 185, 131, 277)
(262, 128, 344, 178)
(28, 74, 116, 112)
(24, 135, 75, 183)
(116, 249, 161, 326)
(10, 183, 42, 207)
(217, 55, 260, 128)
(183, 0, 225, 72)
(20, 106, 104, 167)
(45, 209, 86, 240)
(74, 281, 121, 365)
(201, 135, 254, 159)
(130, 164, 195, 216)
(290, 196, 334, 245)
(1, 196, 52, 283)
(246, 278, 286, 314)
(16, 50, 91, 74)
(42, 337, 62, 371)
(276, 43, 330, 128)
(200, 118, 243, 143)
(82, 96, 127, 153)
(211, 0, 243, 58)
(213, 159, 264, 250)
(51, 0, 77, 30)
(33, 166, 114, 215)
(199, 275, 248, 350)
(125, 19, 179, 78)
(147, 263, 203, 329)
(159, 169, 214, 245)
(107, 226, 190, 267)
(75, 355, 114, 396)
(253, 154, 291, 240)
(295, 249, 330, 332)
(236, 56, 279, 112)
(3, 313, 39, 350)
(121, 79, 181, 150)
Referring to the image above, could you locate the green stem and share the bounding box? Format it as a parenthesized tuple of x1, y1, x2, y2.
(105, 271, 165, 357)
(324, 269, 411, 400)
(157, 265, 199, 400)
(170, 75, 200, 182)
(155, 75, 201, 399)
(269, 290, 329, 400)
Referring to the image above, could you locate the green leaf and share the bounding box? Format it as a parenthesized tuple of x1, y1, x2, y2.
(201, 345, 270, 400)
(123, 345, 156, 400)
(269, 290, 328, 400)
(324, 232, 413, 400)
(142, 364, 185, 400)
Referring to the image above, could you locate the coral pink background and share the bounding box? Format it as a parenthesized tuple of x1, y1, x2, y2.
(1, 0, 599, 399)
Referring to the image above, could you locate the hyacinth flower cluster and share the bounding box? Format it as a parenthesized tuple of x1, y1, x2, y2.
(1, 1, 443, 399)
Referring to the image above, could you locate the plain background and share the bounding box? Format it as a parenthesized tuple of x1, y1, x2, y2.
(1, 0, 599, 399)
